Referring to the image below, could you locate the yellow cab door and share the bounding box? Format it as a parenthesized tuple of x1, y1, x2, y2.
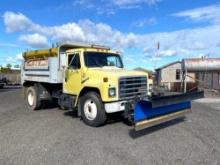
(63, 52, 82, 95)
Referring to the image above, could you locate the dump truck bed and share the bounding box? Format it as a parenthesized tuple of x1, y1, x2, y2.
(21, 56, 63, 84)
(21, 46, 65, 84)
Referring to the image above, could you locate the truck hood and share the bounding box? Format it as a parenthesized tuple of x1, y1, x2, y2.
(87, 67, 148, 78)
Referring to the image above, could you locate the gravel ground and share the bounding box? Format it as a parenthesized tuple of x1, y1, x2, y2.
(195, 98, 220, 111)
(0, 87, 220, 165)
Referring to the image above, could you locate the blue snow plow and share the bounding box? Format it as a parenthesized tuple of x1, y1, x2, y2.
(126, 91, 204, 131)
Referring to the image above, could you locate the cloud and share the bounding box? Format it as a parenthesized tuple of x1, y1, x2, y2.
(133, 17, 157, 27)
(172, 3, 220, 24)
(159, 50, 177, 57)
(150, 57, 162, 61)
(0, 43, 19, 47)
(49, 23, 86, 42)
(194, 53, 211, 58)
(18, 33, 49, 48)
(3, 12, 141, 49)
(6, 53, 23, 63)
(143, 48, 177, 60)
(144, 24, 220, 56)
(72, 0, 116, 15)
(183, 41, 207, 50)
(6, 57, 16, 63)
(3, 11, 220, 62)
(3, 11, 32, 32)
(73, 0, 96, 9)
(16, 53, 23, 61)
(71, 0, 161, 15)
(96, 7, 116, 15)
(112, 0, 160, 8)
(124, 56, 138, 64)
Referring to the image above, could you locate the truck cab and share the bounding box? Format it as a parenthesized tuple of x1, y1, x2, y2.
(22, 43, 150, 127)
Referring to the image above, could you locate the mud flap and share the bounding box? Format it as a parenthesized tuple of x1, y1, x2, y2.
(134, 101, 191, 131)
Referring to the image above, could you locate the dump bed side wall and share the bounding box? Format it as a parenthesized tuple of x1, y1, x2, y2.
(21, 57, 63, 84)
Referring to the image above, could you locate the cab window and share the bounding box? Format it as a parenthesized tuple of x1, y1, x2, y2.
(84, 52, 123, 68)
(68, 53, 81, 69)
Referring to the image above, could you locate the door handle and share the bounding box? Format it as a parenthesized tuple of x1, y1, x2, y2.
(65, 70, 68, 82)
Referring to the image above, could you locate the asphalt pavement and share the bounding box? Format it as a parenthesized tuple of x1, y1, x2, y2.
(0, 87, 220, 165)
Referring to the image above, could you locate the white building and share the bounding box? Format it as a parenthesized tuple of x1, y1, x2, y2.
(155, 61, 196, 91)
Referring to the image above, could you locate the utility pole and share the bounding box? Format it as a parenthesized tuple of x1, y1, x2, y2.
(153, 41, 160, 70)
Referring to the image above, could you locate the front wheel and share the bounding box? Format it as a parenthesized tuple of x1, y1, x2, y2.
(79, 92, 106, 127)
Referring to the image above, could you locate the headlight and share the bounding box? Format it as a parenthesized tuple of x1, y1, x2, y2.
(109, 88, 116, 97)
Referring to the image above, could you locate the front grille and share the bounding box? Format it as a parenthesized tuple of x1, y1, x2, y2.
(119, 76, 147, 99)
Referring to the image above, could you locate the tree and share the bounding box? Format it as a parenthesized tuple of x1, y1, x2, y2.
(0, 67, 11, 73)
(6, 64, 12, 68)
(14, 64, 20, 68)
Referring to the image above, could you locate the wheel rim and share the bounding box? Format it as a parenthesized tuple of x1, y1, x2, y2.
(28, 91, 34, 106)
(83, 99, 97, 120)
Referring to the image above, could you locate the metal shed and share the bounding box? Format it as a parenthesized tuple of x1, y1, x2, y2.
(182, 58, 220, 92)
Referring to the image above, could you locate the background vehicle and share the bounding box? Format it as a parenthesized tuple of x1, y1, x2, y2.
(0, 78, 7, 89)
(21, 43, 203, 130)
(0, 82, 4, 88)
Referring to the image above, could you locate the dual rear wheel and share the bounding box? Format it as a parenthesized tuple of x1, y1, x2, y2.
(26, 86, 41, 110)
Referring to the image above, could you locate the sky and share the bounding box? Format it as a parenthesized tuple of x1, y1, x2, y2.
(0, 0, 220, 70)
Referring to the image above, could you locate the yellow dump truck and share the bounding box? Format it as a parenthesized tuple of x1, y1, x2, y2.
(21, 43, 203, 130)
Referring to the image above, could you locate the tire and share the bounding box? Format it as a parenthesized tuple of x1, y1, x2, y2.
(26, 86, 41, 110)
(79, 92, 107, 127)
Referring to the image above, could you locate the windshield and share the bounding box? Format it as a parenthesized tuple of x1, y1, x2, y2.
(84, 52, 123, 68)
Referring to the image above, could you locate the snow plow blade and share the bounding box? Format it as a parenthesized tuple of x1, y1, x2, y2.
(133, 91, 204, 131)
